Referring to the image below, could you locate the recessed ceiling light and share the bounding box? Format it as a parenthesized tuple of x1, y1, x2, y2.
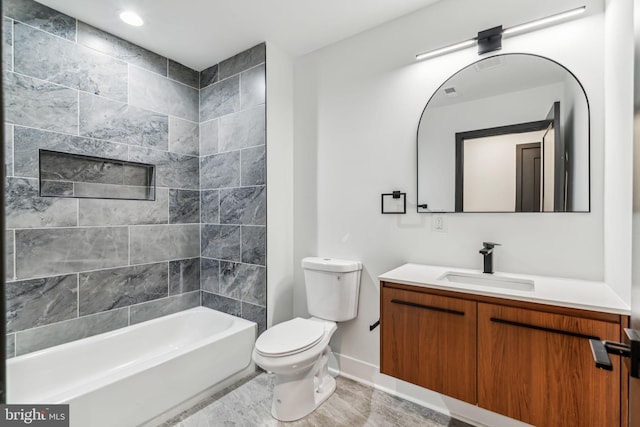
(119, 11, 144, 27)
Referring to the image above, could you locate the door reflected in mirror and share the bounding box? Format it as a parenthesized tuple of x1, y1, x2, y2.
(417, 54, 590, 213)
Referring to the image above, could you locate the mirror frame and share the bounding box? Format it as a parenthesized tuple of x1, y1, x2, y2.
(416, 53, 591, 213)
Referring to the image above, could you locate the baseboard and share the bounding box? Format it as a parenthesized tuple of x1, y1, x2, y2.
(329, 353, 532, 427)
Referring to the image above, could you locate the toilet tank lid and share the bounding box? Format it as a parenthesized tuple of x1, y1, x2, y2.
(302, 257, 362, 273)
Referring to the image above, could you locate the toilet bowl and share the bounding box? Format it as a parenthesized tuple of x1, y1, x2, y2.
(252, 317, 337, 421)
(252, 257, 362, 422)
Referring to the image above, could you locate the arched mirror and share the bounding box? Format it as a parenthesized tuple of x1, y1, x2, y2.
(417, 54, 590, 213)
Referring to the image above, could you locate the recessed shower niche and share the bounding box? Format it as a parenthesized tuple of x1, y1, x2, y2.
(38, 150, 156, 200)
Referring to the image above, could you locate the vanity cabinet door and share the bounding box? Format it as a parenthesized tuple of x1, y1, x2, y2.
(380, 286, 477, 403)
(477, 302, 621, 427)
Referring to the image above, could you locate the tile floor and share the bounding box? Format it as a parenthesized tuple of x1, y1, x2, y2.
(162, 373, 473, 427)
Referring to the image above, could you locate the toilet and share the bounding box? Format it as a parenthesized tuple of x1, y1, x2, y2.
(252, 257, 362, 421)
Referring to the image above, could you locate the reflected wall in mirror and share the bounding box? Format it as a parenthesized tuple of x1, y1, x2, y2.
(417, 54, 590, 213)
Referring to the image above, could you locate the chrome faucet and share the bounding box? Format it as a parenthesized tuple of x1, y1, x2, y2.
(479, 242, 500, 274)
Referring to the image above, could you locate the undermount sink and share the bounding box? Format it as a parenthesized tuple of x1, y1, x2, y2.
(438, 271, 535, 292)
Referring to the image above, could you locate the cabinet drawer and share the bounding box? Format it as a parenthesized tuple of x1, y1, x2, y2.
(477, 302, 621, 427)
(381, 287, 477, 403)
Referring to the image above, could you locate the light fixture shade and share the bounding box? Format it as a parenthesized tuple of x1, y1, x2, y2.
(415, 39, 475, 61)
(120, 11, 144, 26)
(503, 6, 586, 36)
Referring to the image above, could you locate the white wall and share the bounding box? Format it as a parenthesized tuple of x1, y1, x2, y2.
(463, 133, 544, 212)
(292, 0, 609, 424)
(294, 0, 631, 424)
(604, 0, 634, 305)
(266, 43, 295, 327)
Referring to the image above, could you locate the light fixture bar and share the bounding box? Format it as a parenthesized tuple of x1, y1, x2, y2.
(415, 6, 586, 61)
(503, 6, 586, 36)
(415, 39, 475, 61)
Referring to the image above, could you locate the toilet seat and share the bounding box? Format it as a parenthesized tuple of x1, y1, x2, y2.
(255, 318, 325, 357)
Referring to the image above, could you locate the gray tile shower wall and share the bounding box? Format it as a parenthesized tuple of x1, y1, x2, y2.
(3, 0, 267, 357)
(199, 43, 267, 336)
(3, 0, 202, 356)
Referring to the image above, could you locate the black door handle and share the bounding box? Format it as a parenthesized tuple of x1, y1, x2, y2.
(490, 317, 600, 340)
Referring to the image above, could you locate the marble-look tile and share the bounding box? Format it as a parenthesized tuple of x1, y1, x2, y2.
(201, 224, 240, 261)
(130, 66, 199, 122)
(199, 63, 218, 89)
(199, 119, 218, 156)
(77, 22, 167, 75)
(241, 145, 265, 186)
(129, 146, 199, 190)
(201, 190, 219, 224)
(79, 187, 169, 226)
(169, 189, 200, 224)
(6, 334, 16, 359)
(168, 60, 199, 88)
(79, 262, 168, 316)
(6, 274, 77, 333)
(130, 224, 200, 264)
(5, 123, 13, 176)
(199, 151, 239, 190)
(6, 230, 15, 281)
(200, 75, 240, 122)
(220, 186, 266, 225)
(240, 64, 265, 109)
(130, 291, 200, 325)
(241, 226, 266, 266)
(39, 150, 125, 185)
(5, 177, 77, 228)
(39, 179, 73, 197)
(218, 43, 266, 80)
(219, 105, 265, 152)
(4, 18, 12, 71)
(14, 22, 127, 102)
(201, 291, 240, 316)
(79, 93, 169, 150)
(3, 0, 76, 41)
(15, 227, 129, 279)
(241, 302, 266, 337)
(169, 117, 199, 156)
(14, 126, 128, 178)
(4, 71, 78, 134)
(200, 258, 219, 293)
(220, 262, 266, 306)
(15, 307, 128, 356)
(169, 258, 200, 295)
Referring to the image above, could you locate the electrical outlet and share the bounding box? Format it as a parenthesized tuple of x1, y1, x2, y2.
(431, 215, 447, 232)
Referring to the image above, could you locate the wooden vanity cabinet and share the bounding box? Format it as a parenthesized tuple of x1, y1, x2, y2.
(477, 302, 621, 427)
(380, 285, 477, 403)
(380, 281, 626, 427)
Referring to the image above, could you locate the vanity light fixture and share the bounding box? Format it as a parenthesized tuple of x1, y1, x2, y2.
(119, 10, 144, 26)
(415, 6, 586, 61)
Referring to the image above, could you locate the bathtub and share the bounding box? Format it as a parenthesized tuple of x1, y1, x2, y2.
(7, 307, 257, 427)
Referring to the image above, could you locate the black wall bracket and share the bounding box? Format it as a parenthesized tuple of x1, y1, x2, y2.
(369, 319, 380, 331)
(589, 328, 640, 378)
(477, 25, 503, 55)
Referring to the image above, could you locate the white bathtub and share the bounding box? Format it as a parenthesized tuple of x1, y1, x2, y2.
(7, 307, 257, 427)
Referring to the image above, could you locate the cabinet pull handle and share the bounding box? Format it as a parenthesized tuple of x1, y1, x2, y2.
(490, 317, 600, 341)
(391, 299, 464, 316)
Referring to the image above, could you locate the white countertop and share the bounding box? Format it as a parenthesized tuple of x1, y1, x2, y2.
(378, 263, 631, 316)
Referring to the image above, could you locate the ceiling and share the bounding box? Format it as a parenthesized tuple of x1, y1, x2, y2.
(37, 0, 441, 71)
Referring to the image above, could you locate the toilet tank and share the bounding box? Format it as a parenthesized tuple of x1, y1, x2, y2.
(302, 257, 362, 322)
